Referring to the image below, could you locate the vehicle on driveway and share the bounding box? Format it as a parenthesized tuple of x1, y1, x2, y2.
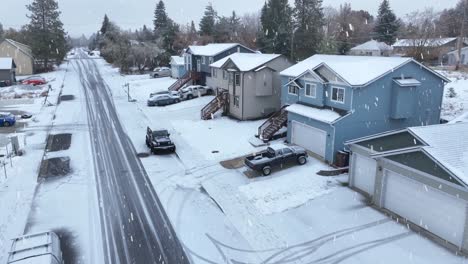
(7, 231, 63, 264)
(149, 90, 180, 98)
(146, 127, 176, 153)
(179, 85, 214, 100)
(150, 67, 171, 78)
(21, 76, 47, 86)
(147, 93, 180, 106)
(0, 112, 16, 127)
(244, 144, 308, 176)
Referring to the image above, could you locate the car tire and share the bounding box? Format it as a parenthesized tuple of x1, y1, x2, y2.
(262, 166, 272, 176)
(187, 94, 194, 100)
(3, 121, 10, 127)
(297, 155, 307, 165)
(176, 99, 180, 103)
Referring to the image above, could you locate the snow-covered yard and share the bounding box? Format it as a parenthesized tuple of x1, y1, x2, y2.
(96, 57, 468, 263)
(440, 70, 468, 122)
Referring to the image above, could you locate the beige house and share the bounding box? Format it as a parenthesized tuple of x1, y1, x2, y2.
(0, 39, 35, 75)
(205, 53, 292, 120)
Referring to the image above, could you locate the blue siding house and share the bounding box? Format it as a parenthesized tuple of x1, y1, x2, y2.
(183, 43, 255, 85)
(279, 55, 449, 164)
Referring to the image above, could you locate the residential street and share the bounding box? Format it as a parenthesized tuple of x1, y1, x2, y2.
(71, 50, 189, 264)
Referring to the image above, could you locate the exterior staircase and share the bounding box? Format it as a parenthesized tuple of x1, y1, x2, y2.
(257, 106, 289, 141)
(201, 91, 228, 120)
(169, 71, 198, 91)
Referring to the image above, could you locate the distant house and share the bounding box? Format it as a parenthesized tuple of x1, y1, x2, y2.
(170, 56, 186, 79)
(346, 122, 468, 253)
(446, 47, 468, 66)
(349, 40, 393, 57)
(183, 43, 255, 86)
(203, 53, 292, 120)
(264, 55, 449, 164)
(0, 39, 35, 75)
(0, 57, 16, 86)
(392, 37, 468, 63)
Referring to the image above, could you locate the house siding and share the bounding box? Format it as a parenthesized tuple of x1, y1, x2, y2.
(0, 69, 15, 83)
(0, 41, 34, 75)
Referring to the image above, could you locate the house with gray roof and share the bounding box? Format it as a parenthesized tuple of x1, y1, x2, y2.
(349, 40, 393, 57)
(346, 122, 468, 253)
(266, 55, 449, 164)
(0, 39, 35, 75)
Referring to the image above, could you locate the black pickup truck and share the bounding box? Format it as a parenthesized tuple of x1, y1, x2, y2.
(245, 145, 308, 176)
(146, 127, 176, 153)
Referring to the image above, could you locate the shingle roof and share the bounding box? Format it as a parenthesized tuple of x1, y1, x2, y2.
(187, 43, 250, 56)
(409, 123, 468, 182)
(351, 40, 393, 51)
(210, 53, 281, 71)
(393, 38, 457, 48)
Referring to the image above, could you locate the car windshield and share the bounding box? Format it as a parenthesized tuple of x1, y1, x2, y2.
(153, 130, 168, 137)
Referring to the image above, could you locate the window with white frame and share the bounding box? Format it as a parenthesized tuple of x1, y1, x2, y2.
(331, 87, 345, 103)
(235, 73, 241, 86)
(223, 70, 228, 80)
(209, 57, 214, 64)
(212, 68, 217, 78)
(305, 83, 316, 98)
(202, 56, 206, 64)
(288, 78, 298, 95)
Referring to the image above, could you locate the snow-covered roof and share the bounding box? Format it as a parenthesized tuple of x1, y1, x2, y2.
(409, 123, 468, 183)
(280, 55, 449, 86)
(393, 38, 457, 48)
(393, 78, 421, 86)
(210, 53, 281, 71)
(2, 39, 34, 58)
(351, 40, 393, 51)
(286, 104, 343, 124)
(187, 43, 252, 56)
(0, 57, 14, 70)
(170, 56, 184, 65)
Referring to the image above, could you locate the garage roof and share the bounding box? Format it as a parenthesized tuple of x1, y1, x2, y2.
(286, 103, 344, 124)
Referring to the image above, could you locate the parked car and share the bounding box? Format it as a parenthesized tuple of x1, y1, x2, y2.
(244, 144, 308, 176)
(7, 231, 63, 264)
(0, 112, 16, 127)
(150, 67, 171, 78)
(179, 85, 214, 100)
(21, 76, 47, 86)
(149, 90, 180, 98)
(147, 94, 180, 106)
(146, 127, 176, 153)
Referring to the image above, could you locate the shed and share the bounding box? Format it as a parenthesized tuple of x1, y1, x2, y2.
(170, 56, 187, 79)
(0, 57, 16, 86)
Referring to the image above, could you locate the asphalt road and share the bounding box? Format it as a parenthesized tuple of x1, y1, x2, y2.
(72, 51, 189, 264)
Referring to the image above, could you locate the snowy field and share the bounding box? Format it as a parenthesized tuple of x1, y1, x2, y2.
(95, 56, 468, 263)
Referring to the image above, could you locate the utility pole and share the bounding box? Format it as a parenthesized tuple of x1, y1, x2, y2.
(456, 0, 467, 70)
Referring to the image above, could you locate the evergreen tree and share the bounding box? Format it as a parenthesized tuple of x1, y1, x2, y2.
(199, 3, 217, 36)
(161, 19, 180, 54)
(229, 11, 241, 36)
(0, 23, 4, 40)
(26, 0, 67, 70)
(374, 0, 399, 45)
(154, 0, 169, 37)
(141, 25, 153, 41)
(259, 0, 293, 57)
(293, 0, 324, 60)
(190, 21, 197, 35)
(101, 14, 110, 34)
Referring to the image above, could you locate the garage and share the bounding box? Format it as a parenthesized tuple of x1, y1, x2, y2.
(291, 121, 327, 158)
(383, 169, 467, 247)
(351, 153, 377, 195)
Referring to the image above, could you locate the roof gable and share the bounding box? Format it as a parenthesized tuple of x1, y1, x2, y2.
(2, 39, 34, 59)
(170, 56, 184, 65)
(187, 43, 254, 57)
(210, 53, 282, 72)
(351, 40, 393, 51)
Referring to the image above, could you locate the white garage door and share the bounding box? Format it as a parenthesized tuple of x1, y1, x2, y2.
(351, 153, 377, 195)
(383, 169, 467, 247)
(291, 121, 327, 158)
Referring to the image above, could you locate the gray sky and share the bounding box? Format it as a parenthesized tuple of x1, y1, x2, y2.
(0, 0, 460, 37)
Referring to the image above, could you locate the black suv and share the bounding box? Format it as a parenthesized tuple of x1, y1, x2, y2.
(146, 127, 176, 153)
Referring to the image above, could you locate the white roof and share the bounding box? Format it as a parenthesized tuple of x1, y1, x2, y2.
(210, 53, 281, 71)
(0, 57, 14, 70)
(188, 43, 245, 56)
(286, 104, 342, 124)
(351, 40, 393, 51)
(393, 38, 457, 48)
(280, 55, 417, 86)
(3, 39, 34, 58)
(409, 123, 468, 182)
(170, 56, 184, 65)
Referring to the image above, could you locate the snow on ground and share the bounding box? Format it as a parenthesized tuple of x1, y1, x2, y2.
(439, 70, 468, 122)
(95, 55, 468, 263)
(0, 64, 67, 263)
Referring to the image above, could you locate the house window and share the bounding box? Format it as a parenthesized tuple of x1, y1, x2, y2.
(234, 96, 240, 108)
(223, 70, 228, 80)
(209, 57, 214, 64)
(202, 56, 206, 64)
(212, 68, 217, 78)
(305, 83, 316, 98)
(288, 78, 298, 95)
(235, 73, 241, 86)
(331, 87, 345, 103)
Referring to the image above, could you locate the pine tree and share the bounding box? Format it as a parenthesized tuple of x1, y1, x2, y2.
(259, 0, 293, 57)
(101, 14, 110, 35)
(26, 0, 67, 70)
(229, 11, 241, 36)
(161, 19, 180, 54)
(374, 0, 399, 45)
(293, 0, 324, 60)
(154, 0, 168, 37)
(190, 21, 197, 34)
(199, 3, 217, 36)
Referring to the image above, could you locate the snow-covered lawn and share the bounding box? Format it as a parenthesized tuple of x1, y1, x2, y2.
(439, 70, 468, 122)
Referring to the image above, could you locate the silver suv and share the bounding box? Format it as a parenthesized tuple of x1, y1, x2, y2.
(179, 85, 214, 100)
(150, 67, 171, 78)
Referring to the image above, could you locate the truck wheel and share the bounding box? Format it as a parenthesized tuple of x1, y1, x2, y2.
(262, 166, 272, 176)
(297, 155, 307, 165)
(3, 121, 10, 127)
